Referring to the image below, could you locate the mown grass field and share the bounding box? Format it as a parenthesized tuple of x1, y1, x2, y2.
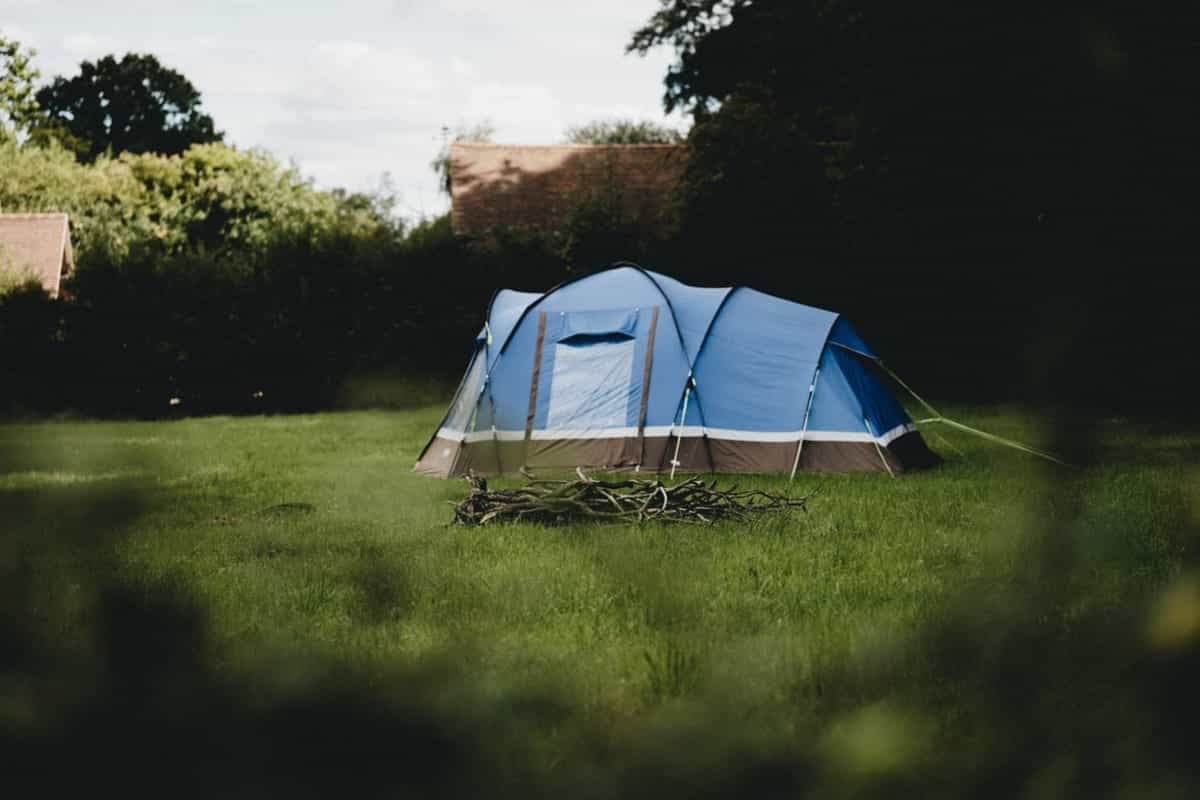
(3, 405, 1198, 794)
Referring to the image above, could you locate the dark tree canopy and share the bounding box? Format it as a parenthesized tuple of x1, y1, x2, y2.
(631, 0, 1199, 404)
(36, 53, 222, 161)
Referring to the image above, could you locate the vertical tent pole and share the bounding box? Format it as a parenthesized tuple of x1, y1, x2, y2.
(863, 416, 896, 478)
(463, 381, 483, 454)
(481, 375, 504, 476)
(483, 358, 503, 476)
(466, 382, 483, 436)
(462, 373, 489, 473)
(475, 313, 505, 476)
(669, 375, 693, 481)
(789, 367, 821, 482)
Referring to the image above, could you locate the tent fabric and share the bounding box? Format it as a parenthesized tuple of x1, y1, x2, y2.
(415, 265, 938, 476)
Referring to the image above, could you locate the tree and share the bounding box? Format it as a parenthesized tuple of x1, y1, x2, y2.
(36, 53, 221, 161)
(627, 2, 844, 293)
(431, 121, 495, 196)
(563, 119, 683, 145)
(630, 1, 1200, 404)
(0, 35, 42, 143)
(330, 174, 404, 242)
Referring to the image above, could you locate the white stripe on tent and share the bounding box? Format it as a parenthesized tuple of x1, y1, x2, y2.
(436, 423, 916, 447)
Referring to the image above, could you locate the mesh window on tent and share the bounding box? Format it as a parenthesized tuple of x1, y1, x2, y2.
(546, 334, 636, 431)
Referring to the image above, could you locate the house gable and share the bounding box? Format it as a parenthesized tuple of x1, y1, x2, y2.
(0, 213, 74, 298)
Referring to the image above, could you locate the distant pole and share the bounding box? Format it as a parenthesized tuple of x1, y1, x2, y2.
(669, 376, 693, 480)
(863, 416, 896, 478)
(790, 368, 820, 481)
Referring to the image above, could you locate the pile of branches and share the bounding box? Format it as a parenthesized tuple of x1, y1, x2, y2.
(452, 469, 814, 526)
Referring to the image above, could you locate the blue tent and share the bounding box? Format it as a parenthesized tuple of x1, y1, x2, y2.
(415, 265, 938, 476)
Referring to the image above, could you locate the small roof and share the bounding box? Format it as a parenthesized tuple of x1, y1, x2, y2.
(0, 213, 75, 298)
(450, 143, 686, 237)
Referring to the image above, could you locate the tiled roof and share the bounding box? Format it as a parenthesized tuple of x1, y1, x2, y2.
(0, 213, 74, 297)
(450, 143, 686, 237)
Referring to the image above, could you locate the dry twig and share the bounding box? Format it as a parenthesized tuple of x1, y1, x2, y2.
(451, 470, 814, 526)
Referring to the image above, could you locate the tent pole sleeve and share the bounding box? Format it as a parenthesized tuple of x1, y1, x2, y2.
(790, 367, 821, 481)
(864, 416, 896, 478)
(522, 312, 548, 469)
(670, 378, 692, 481)
(636, 307, 660, 468)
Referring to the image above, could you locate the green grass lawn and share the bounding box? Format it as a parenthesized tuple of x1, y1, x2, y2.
(3, 406, 1198, 794)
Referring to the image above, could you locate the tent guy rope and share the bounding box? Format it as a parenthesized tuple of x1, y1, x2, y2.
(875, 360, 1066, 466)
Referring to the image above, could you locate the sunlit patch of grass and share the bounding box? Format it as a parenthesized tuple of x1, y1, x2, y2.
(161, 464, 234, 487)
(0, 469, 143, 488)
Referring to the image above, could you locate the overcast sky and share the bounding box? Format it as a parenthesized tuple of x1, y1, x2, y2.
(2, 0, 685, 219)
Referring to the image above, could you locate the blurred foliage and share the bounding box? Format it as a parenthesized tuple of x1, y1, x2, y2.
(0, 139, 395, 260)
(0, 271, 36, 298)
(0, 35, 42, 143)
(35, 52, 222, 161)
(564, 119, 684, 144)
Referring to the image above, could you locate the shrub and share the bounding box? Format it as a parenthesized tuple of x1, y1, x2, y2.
(0, 140, 395, 262)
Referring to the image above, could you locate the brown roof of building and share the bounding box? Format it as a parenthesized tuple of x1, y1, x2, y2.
(0, 213, 75, 297)
(450, 143, 686, 237)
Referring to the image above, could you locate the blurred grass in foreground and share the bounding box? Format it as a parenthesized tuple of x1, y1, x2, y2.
(1, 407, 1197, 796)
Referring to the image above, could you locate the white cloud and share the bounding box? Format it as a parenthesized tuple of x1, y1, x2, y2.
(571, 102, 682, 124)
(61, 32, 119, 58)
(188, 57, 291, 99)
(461, 82, 563, 142)
(286, 40, 439, 119)
(0, 23, 37, 48)
(439, 0, 660, 26)
(449, 55, 478, 81)
(251, 39, 449, 213)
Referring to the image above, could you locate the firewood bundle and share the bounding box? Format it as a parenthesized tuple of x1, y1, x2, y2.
(451, 468, 814, 526)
